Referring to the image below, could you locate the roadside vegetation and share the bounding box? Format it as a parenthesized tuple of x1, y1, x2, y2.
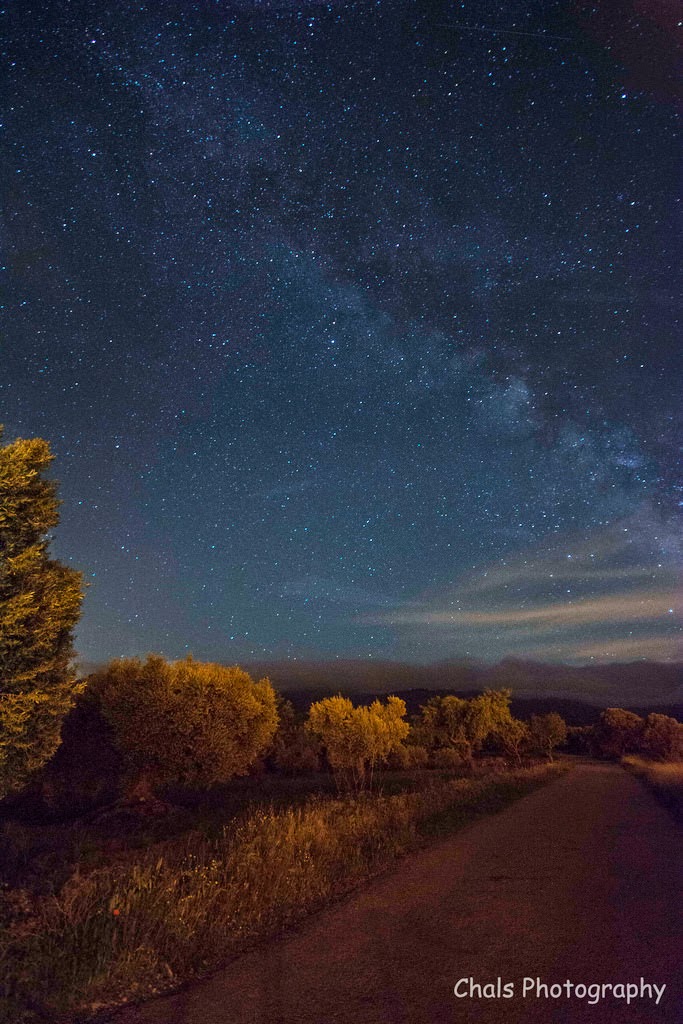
(1, 655, 569, 1022)
(1, 763, 563, 1022)
(621, 758, 683, 823)
(0, 431, 680, 1022)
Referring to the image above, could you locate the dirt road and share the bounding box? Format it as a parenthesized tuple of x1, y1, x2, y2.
(113, 763, 681, 1023)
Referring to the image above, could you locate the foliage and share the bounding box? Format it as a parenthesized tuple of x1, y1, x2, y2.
(91, 656, 278, 797)
(306, 694, 409, 791)
(384, 743, 429, 770)
(1, 764, 564, 1021)
(528, 713, 567, 761)
(414, 689, 516, 763)
(414, 695, 471, 759)
(0, 431, 83, 798)
(641, 713, 683, 762)
(622, 757, 683, 822)
(593, 707, 644, 759)
(430, 747, 468, 771)
(495, 716, 530, 764)
(268, 697, 321, 775)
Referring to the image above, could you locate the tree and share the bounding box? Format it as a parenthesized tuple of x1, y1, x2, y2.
(496, 717, 529, 765)
(0, 431, 83, 797)
(641, 713, 683, 762)
(91, 655, 279, 799)
(593, 708, 644, 759)
(306, 694, 409, 792)
(268, 696, 321, 775)
(415, 689, 515, 764)
(414, 695, 473, 761)
(529, 713, 567, 762)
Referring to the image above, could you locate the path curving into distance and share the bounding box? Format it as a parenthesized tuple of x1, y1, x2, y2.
(112, 763, 681, 1024)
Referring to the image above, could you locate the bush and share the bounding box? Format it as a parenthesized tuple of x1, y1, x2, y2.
(1, 764, 564, 1020)
(594, 708, 644, 759)
(272, 736, 321, 776)
(430, 747, 468, 771)
(414, 689, 516, 763)
(565, 725, 594, 756)
(641, 714, 683, 762)
(382, 743, 428, 771)
(91, 656, 279, 799)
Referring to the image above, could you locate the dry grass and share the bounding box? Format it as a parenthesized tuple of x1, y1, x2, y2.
(622, 757, 683, 822)
(0, 763, 565, 1023)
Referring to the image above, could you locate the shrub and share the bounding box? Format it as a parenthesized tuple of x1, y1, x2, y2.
(594, 708, 644, 759)
(405, 745, 429, 769)
(91, 656, 278, 799)
(565, 725, 594, 756)
(430, 747, 467, 771)
(641, 714, 683, 762)
(382, 743, 429, 771)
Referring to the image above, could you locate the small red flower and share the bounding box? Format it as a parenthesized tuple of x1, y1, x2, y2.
(112, 909, 120, 916)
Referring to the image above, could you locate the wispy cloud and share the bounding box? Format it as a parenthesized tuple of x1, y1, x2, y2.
(523, 635, 683, 663)
(372, 589, 678, 630)
(358, 512, 682, 663)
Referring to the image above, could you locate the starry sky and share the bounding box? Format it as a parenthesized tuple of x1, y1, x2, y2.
(2, 0, 681, 670)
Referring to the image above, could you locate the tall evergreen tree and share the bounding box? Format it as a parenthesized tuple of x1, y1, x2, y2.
(0, 429, 83, 796)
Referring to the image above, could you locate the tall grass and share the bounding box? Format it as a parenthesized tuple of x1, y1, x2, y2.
(1, 764, 564, 1023)
(622, 756, 683, 822)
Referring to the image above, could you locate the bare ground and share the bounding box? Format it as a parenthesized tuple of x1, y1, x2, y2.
(111, 763, 681, 1023)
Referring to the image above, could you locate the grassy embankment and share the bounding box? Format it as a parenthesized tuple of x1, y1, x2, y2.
(622, 756, 683, 822)
(1, 762, 566, 1023)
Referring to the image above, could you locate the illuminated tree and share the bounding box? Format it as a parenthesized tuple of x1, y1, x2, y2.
(92, 656, 279, 799)
(306, 694, 409, 791)
(529, 712, 567, 762)
(416, 695, 472, 759)
(415, 689, 515, 763)
(641, 713, 683, 762)
(594, 707, 644, 759)
(496, 716, 530, 765)
(0, 431, 83, 797)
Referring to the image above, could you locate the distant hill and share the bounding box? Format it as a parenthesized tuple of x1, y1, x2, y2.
(246, 657, 683, 713)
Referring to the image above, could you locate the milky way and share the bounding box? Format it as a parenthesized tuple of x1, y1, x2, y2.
(2, 0, 680, 666)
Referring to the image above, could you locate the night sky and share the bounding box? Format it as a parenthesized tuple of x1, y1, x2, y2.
(2, 0, 681, 669)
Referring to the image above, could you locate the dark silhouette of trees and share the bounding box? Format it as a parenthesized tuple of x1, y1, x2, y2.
(269, 696, 321, 775)
(0, 431, 83, 797)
